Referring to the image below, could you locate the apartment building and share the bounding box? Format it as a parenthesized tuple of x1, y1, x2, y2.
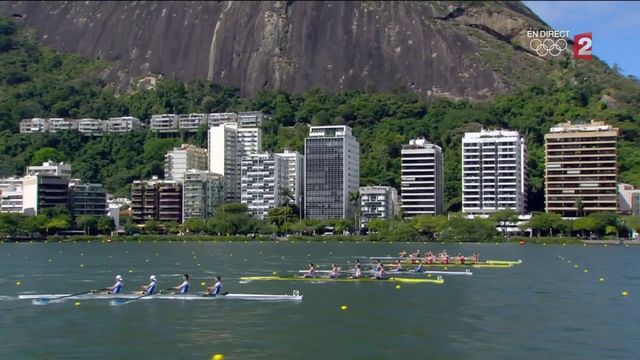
(130, 177, 183, 223)
(150, 114, 179, 133)
(401, 138, 444, 217)
(182, 170, 224, 222)
(69, 182, 107, 217)
(178, 114, 206, 131)
(359, 186, 399, 228)
(0, 177, 23, 213)
(105, 117, 142, 133)
(240, 153, 286, 219)
(26, 161, 72, 178)
(77, 118, 103, 136)
(164, 144, 208, 180)
(462, 129, 528, 215)
(545, 120, 618, 217)
(19, 118, 47, 133)
(274, 150, 304, 209)
(22, 175, 70, 216)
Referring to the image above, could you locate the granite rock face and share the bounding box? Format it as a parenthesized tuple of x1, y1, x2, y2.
(2, 1, 551, 99)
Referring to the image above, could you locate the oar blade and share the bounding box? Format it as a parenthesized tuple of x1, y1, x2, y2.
(32, 298, 50, 305)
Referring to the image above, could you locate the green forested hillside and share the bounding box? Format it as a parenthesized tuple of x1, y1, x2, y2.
(1, 16, 639, 211)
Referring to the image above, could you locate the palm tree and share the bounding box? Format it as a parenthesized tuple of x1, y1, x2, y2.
(348, 190, 360, 234)
(575, 197, 585, 217)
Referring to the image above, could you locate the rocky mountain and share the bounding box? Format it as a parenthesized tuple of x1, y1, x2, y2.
(2, 1, 553, 99)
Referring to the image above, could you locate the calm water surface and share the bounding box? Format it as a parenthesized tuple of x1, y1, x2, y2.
(1, 241, 639, 359)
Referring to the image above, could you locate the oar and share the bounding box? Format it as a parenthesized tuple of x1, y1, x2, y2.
(111, 293, 149, 306)
(33, 289, 106, 305)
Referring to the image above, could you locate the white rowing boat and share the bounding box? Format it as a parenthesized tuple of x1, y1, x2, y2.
(297, 269, 472, 276)
(18, 292, 302, 301)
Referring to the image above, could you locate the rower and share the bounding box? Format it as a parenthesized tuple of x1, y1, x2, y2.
(140, 275, 158, 295)
(374, 259, 382, 272)
(303, 263, 316, 278)
(105, 275, 124, 294)
(329, 263, 341, 279)
(374, 264, 386, 280)
(472, 253, 480, 262)
(398, 250, 407, 257)
(458, 253, 466, 265)
(394, 259, 405, 272)
(414, 263, 424, 273)
(174, 273, 190, 294)
(351, 263, 362, 278)
(207, 276, 223, 296)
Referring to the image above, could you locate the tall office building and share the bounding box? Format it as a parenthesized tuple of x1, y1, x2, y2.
(208, 122, 262, 202)
(359, 186, 399, 228)
(401, 138, 444, 217)
(240, 153, 286, 219)
(22, 175, 70, 215)
(304, 125, 360, 219)
(182, 170, 224, 222)
(69, 182, 107, 217)
(274, 150, 304, 209)
(545, 120, 618, 217)
(164, 144, 208, 180)
(131, 177, 182, 223)
(462, 129, 528, 215)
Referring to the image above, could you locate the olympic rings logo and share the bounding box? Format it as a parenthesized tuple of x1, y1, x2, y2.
(529, 38, 568, 57)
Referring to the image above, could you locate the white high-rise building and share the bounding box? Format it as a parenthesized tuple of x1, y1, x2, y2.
(359, 186, 399, 228)
(164, 144, 208, 180)
(0, 177, 23, 213)
(304, 125, 360, 219)
(105, 116, 142, 133)
(240, 153, 286, 219)
(26, 161, 72, 178)
(274, 150, 304, 209)
(462, 129, 528, 215)
(208, 122, 262, 202)
(401, 138, 444, 217)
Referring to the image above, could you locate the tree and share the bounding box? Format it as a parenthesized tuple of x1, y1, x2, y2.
(76, 215, 98, 235)
(267, 206, 297, 231)
(47, 217, 70, 235)
(97, 216, 115, 235)
(366, 218, 388, 234)
(526, 212, 563, 237)
(164, 221, 181, 235)
(184, 218, 207, 234)
(411, 215, 448, 239)
(348, 191, 360, 233)
(575, 197, 585, 217)
(30, 147, 65, 165)
(0, 213, 24, 239)
(572, 217, 598, 237)
(144, 219, 159, 234)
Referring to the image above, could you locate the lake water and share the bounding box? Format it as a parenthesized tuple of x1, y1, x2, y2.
(1, 240, 639, 359)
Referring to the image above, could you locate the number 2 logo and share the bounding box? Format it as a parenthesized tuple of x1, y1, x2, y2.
(573, 32, 592, 60)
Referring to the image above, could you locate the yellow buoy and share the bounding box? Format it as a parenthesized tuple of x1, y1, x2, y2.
(80, 264, 84, 268)
(272, 271, 277, 275)
(16, 281, 21, 286)
(622, 291, 629, 297)
(599, 278, 605, 282)
(74, 302, 81, 306)
(574, 264, 578, 268)
(395, 285, 401, 289)
(583, 269, 588, 273)
(340, 305, 348, 311)
(128, 269, 133, 273)
(211, 354, 224, 360)
(604, 244, 608, 247)
(201, 282, 206, 286)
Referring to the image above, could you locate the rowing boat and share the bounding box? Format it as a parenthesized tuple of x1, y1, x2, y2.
(485, 259, 522, 265)
(297, 269, 473, 276)
(381, 262, 513, 268)
(240, 276, 444, 284)
(18, 293, 303, 301)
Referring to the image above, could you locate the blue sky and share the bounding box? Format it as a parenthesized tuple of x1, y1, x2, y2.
(523, 1, 640, 78)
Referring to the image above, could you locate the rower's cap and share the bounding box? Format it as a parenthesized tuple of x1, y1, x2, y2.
(150, 275, 157, 281)
(116, 275, 123, 281)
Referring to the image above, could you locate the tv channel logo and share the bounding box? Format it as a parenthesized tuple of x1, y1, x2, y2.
(526, 30, 592, 60)
(573, 32, 592, 60)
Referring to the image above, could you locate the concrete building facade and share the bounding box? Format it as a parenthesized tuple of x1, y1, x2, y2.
(0, 177, 23, 213)
(69, 183, 107, 217)
(131, 178, 183, 223)
(462, 129, 528, 215)
(545, 121, 618, 217)
(182, 170, 224, 222)
(22, 175, 69, 216)
(304, 125, 360, 220)
(359, 186, 399, 229)
(240, 153, 286, 219)
(164, 144, 208, 181)
(275, 150, 304, 210)
(401, 138, 444, 217)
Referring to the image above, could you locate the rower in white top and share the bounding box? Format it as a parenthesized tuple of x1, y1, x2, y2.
(303, 263, 316, 278)
(173, 274, 190, 294)
(207, 276, 223, 296)
(140, 275, 158, 295)
(329, 263, 341, 278)
(104, 275, 124, 294)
